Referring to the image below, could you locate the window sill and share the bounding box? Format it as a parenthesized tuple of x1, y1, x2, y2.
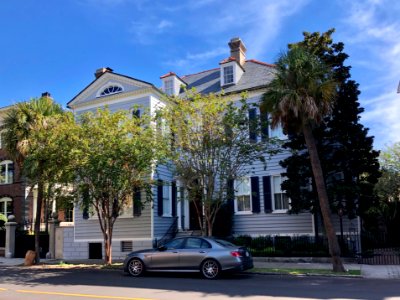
(272, 210, 288, 214)
(235, 211, 252, 215)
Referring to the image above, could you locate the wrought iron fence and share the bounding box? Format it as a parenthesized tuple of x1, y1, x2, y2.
(14, 230, 49, 258)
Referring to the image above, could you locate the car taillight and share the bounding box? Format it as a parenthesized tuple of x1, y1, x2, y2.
(230, 251, 242, 257)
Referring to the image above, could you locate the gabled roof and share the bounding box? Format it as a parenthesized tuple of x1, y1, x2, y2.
(180, 59, 275, 96)
(67, 71, 162, 109)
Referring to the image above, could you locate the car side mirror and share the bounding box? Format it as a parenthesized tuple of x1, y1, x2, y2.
(158, 245, 167, 251)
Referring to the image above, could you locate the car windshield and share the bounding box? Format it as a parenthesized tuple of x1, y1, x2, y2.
(214, 239, 237, 247)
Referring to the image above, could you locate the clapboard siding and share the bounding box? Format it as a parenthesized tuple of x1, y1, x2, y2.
(74, 199, 152, 241)
(233, 213, 313, 235)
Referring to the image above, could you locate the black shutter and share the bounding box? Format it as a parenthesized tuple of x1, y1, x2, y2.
(157, 179, 163, 216)
(82, 207, 89, 220)
(227, 179, 235, 214)
(251, 177, 260, 213)
(132, 109, 141, 118)
(249, 108, 257, 142)
(171, 181, 177, 217)
(260, 109, 269, 140)
(263, 176, 272, 213)
(133, 187, 142, 217)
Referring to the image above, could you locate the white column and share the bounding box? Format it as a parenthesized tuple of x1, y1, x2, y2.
(5, 216, 17, 258)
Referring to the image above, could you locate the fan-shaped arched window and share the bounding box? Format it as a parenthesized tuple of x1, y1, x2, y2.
(100, 85, 123, 96)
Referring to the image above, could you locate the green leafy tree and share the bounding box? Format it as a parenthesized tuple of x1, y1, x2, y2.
(282, 29, 380, 221)
(161, 91, 279, 236)
(262, 47, 346, 272)
(70, 108, 168, 264)
(1, 96, 64, 263)
(372, 143, 400, 243)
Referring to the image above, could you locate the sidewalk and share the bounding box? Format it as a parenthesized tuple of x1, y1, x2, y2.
(1, 256, 400, 279)
(253, 258, 400, 279)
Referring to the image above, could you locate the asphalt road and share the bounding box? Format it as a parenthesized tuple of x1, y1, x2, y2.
(0, 266, 399, 300)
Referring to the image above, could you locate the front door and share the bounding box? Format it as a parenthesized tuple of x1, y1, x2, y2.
(189, 199, 202, 230)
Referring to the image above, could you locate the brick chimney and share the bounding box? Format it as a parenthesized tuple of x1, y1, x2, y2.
(41, 92, 52, 99)
(228, 38, 246, 67)
(95, 67, 113, 79)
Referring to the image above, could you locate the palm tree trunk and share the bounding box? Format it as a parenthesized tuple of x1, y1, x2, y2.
(303, 124, 346, 272)
(34, 181, 44, 264)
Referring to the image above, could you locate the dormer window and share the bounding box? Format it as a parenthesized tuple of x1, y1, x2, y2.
(99, 85, 123, 97)
(160, 72, 186, 96)
(164, 79, 174, 96)
(223, 66, 234, 85)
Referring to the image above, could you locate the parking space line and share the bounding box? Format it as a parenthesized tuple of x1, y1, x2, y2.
(16, 290, 154, 300)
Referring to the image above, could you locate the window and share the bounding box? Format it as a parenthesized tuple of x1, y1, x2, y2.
(164, 238, 184, 250)
(272, 175, 289, 210)
(184, 238, 211, 249)
(163, 184, 171, 216)
(0, 197, 12, 217)
(0, 160, 14, 184)
(223, 66, 234, 85)
(164, 79, 174, 95)
(99, 85, 123, 96)
(64, 202, 74, 222)
(234, 177, 251, 213)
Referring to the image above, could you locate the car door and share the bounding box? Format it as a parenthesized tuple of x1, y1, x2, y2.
(148, 238, 185, 270)
(179, 237, 212, 270)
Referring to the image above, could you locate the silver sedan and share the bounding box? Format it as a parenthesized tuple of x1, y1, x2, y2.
(123, 237, 253, 279)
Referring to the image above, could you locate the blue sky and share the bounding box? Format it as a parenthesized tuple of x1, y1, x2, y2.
(0, 0, 399, 150)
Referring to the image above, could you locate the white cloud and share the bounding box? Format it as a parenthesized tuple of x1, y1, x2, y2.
(129, 18, 173, 44)
(163, 0, 308, 72)
(165, 47, 228, 70)
(341, 0, 400, 149)
(157, 20, 172, 30)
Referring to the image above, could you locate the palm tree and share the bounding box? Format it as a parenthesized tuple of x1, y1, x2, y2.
(262, 47, 346, 272)
(2, 96, 63, 263)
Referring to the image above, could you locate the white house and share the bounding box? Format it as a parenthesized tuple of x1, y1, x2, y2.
(55, 38, 359, 260)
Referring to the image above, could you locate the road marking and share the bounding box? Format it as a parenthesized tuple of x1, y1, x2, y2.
(16, 290, 154, 300)
(0, 288, 7, 291)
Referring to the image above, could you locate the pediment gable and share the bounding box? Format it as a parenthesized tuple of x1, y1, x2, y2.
(68, 72, 159, 109)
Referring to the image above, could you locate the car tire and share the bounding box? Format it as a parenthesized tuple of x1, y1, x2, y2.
(127, 258, 145, 277)
(201, 259, 220, 279)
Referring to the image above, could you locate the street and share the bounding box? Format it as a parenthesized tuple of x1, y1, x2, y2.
(0, 266, 399, 300)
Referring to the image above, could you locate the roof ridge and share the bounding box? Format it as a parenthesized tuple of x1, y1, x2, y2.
(245, 59, 275, 67)
(182, 67, 220, 78)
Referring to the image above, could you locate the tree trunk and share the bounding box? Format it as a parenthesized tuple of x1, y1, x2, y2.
(103, 223, 113, 265)
(303, 124, 346, 272)
(34, 181, 44, 264)
(207, 218, 213, 236)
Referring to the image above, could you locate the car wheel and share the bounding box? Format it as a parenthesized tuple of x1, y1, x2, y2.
(201, 259, 220, 279)
(127, 258, 145, 277)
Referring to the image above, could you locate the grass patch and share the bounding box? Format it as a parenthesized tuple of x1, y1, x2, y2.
(250, 268, 361, 276)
